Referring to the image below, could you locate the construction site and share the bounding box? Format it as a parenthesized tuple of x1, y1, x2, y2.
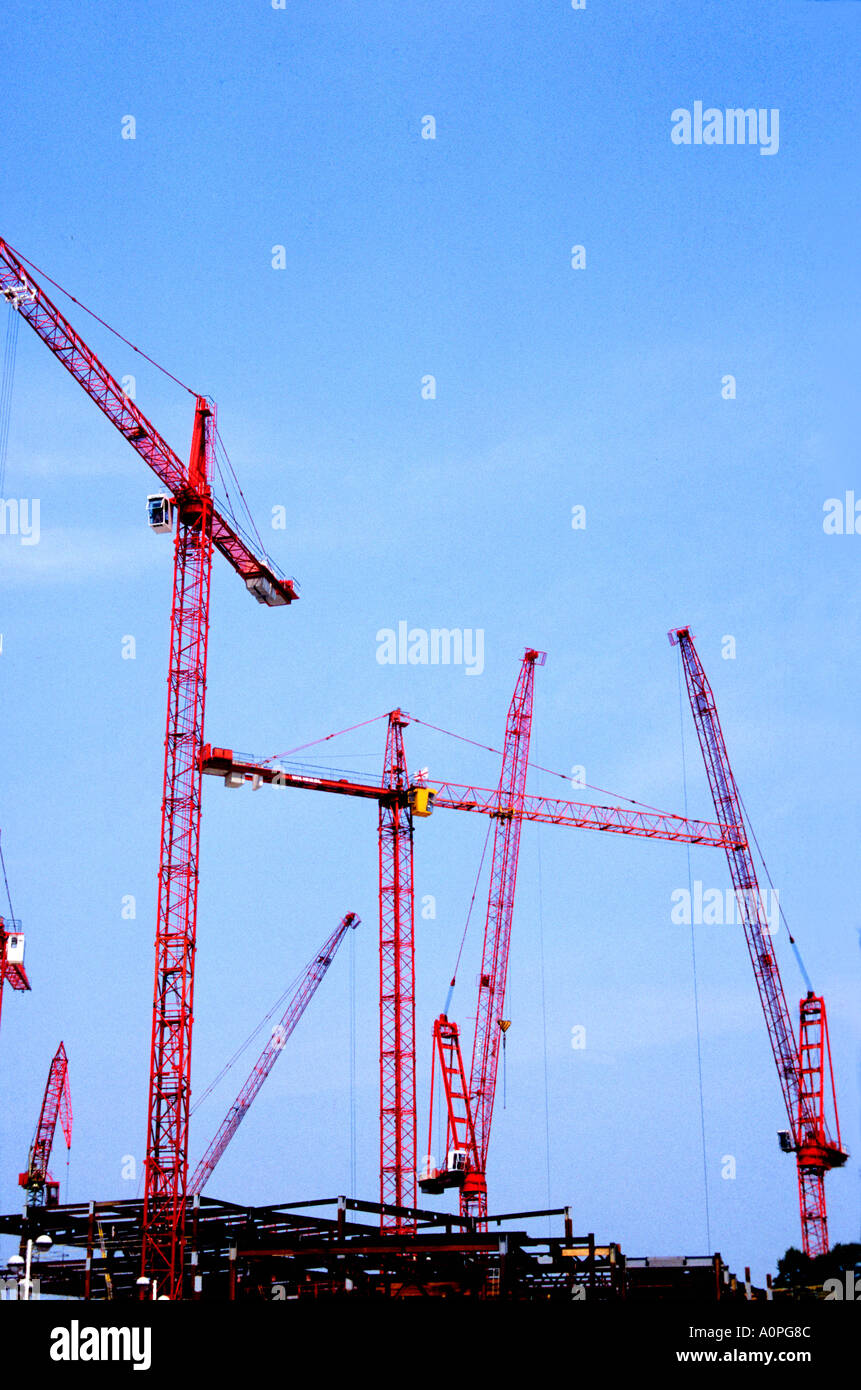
(0, 228, 851, 1306)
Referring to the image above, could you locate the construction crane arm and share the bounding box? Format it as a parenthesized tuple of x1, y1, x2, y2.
(0, 236, 296, 605)
(670, 626, 846, 1256)
(190, 913, 359, 1194)
(200, 746, 731, 846)
(670, 628, 800, 1124)
(466, 650, 541, 1200)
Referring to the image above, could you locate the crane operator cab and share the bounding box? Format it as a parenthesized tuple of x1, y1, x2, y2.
(147, 494, 174, 534)
(5, 931, 24, 965)
(409, 770, 437, 818)
(418, 1148, 469, 1194)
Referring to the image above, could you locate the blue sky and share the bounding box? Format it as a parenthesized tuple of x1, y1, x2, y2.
(1, 0, 859, 1284)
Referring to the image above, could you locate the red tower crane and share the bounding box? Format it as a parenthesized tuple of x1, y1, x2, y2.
(203, 685, 733, 1228)
(19, 1042, 72, 1208)
(190, 913, 359, 1194)
(0, 237, 297, 1297)
(670, 626, 846, 1255)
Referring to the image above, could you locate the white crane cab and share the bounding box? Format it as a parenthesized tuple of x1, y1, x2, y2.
(147, 494, 174, 534)
(418, 1148, 469, 1194)
(5, 930, 24, 965)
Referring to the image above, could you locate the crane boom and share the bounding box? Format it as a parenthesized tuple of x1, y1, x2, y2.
(463, 649, 543, 1222)
(190, 913, 358, 1193)
(19, 1041, 71, 1206)
(0, 236, 297, 605)
(201, 748, 730, 846)
(670, 627, 798, 1118)
(419, 1016, 480, 1196)
(670, 626, 846, 1255)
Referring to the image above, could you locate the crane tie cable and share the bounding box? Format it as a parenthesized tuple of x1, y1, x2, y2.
(10, 244, 199, 398)
(409, 714, 692, 820)
(0, 303, 20, 497)
(0, 832, 16, 920)
(191, 958, 309, 1115)
(445, 817, 494, 1012)
(265, 713, 390, 765)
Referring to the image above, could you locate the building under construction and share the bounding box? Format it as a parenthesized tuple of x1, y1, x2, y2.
(0, 1194, 758, 1302)
(0, 236, 848, 1301)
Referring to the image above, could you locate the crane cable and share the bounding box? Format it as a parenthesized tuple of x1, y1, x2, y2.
(736, 786, 814, 994)
(678, 654, 712, 1252)
(536, 778, 553, 1230)
(0, 831, 16, 921)
(0, 303, 20, 498)
(264, 714, 390, 767)
(349, 926, 357, 1199)
(8, 244, 198, 398)
(444, 817, 493, 1016)
(409, 714, 696, 821)
(190, 953, 312, 1117)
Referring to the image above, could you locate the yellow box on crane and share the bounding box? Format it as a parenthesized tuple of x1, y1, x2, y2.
(409, 786, 436, 817)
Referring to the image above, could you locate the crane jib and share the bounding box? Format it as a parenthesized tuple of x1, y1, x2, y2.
(0, 237, 297, 607)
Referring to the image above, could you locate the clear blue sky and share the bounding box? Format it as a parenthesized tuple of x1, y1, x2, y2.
(1, 0, 858, 1284)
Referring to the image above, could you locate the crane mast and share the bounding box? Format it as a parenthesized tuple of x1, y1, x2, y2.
(19, 1041, 72, 1208)
(190, 913, 359, 1194)
(0, 236, 297, 1296)
(670, 626, 846, 1255)
(144, 398, 214, 1294)
(379, 712, 416, 1229)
